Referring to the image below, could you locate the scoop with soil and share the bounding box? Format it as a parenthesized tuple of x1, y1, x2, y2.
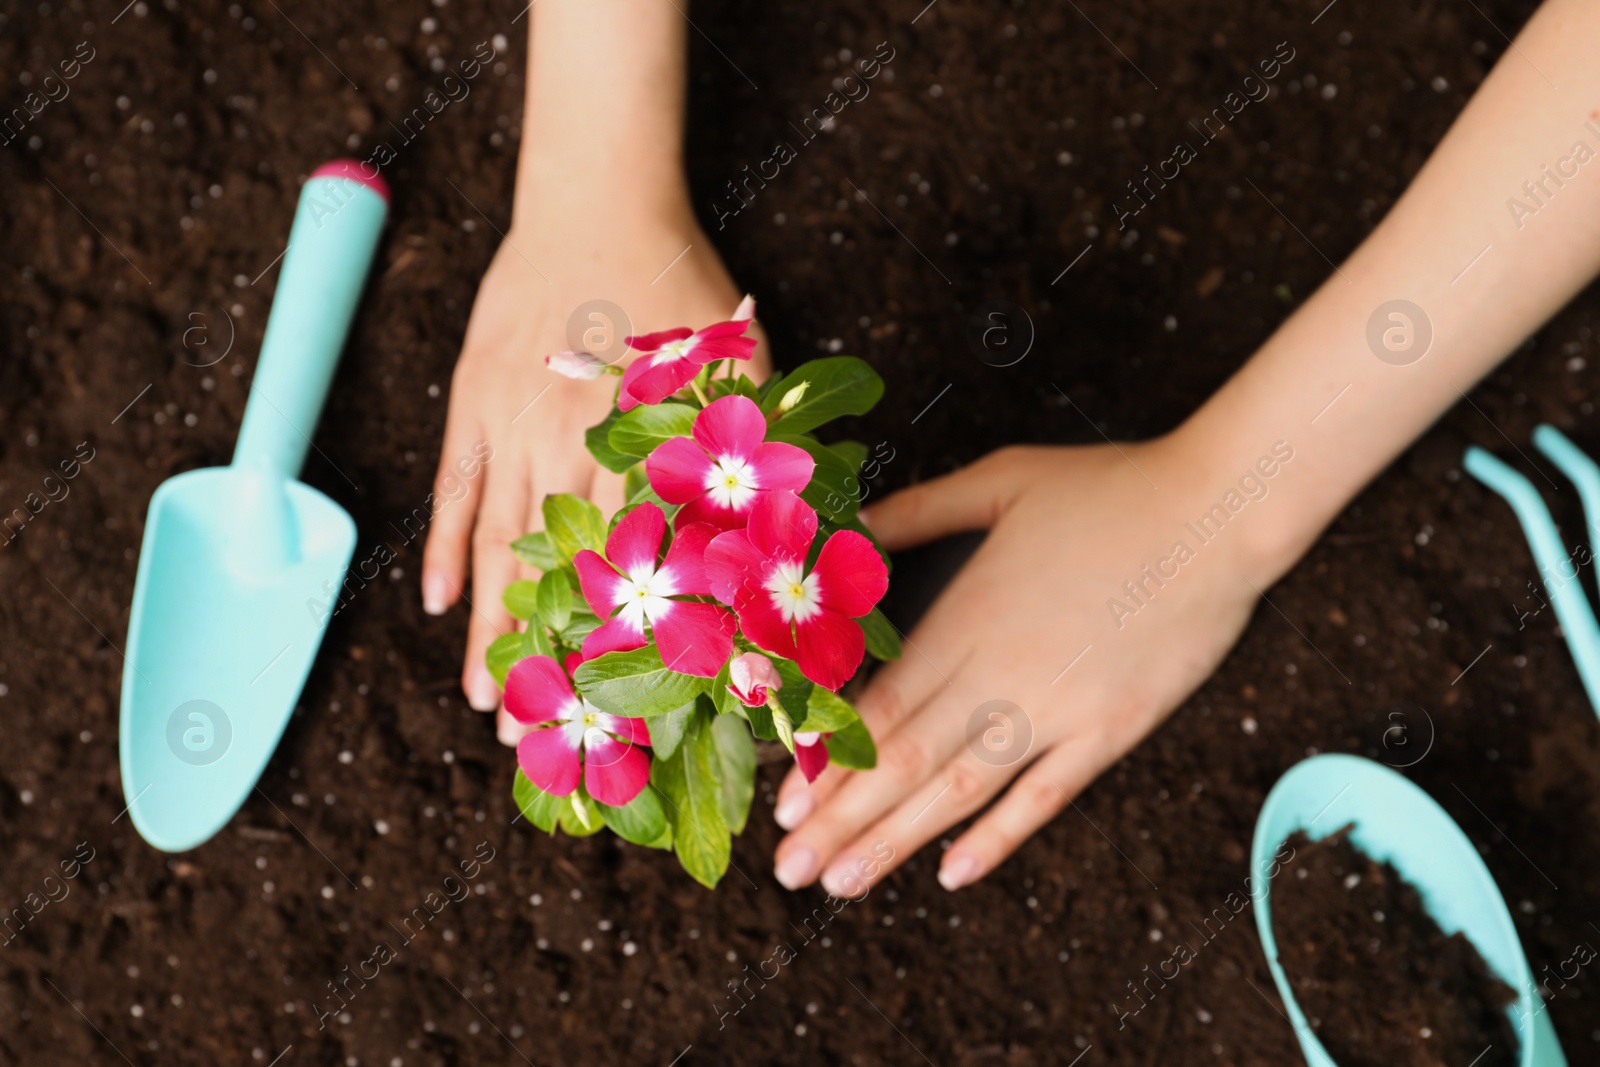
(1250, 755, 1566, 1067)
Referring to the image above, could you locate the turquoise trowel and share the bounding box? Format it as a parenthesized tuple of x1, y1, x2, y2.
(119, 160, 388, 851)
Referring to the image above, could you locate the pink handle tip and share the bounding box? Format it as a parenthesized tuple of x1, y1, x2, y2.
(310, 159, 390, 205)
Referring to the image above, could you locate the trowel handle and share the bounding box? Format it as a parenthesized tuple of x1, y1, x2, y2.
(233, 160, 389, 478)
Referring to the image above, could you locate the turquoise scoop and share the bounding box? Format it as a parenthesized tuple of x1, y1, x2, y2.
(1251, 755, 1565, 1066)
(118, 161, 388, 851)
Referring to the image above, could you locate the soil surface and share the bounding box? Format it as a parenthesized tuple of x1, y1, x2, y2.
(1272, 828, 1519, 1067)
(3, 0, 1599, 1065)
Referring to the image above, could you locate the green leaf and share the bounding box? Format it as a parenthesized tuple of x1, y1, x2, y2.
(585, 407, 637, 474)
(761, 357, 884, 434)
(542, 494, 608, 566)
(502, 579, 541, 621)
(859, 606, 902, 660)
(653, 709, 731, 888)
(757, 369, 786, 400)
(710, 658, 739, 717)
(486, 632, 531, 686)
(512, 770, 562, 832)
(771, 432, 860, 523)
(609, 402, 698, 460)
(830, 439, 869, 471)
(510, 531, 559, 572)
(596, 785, 668, 846)
(574, 646, 711, 718)
(525, 619, 556, 659)
(536, 569, 573, 632)
(559, 611, 599, 650)
(710, 713, 756, 834)
(646, 700, 698, 761)
(771, 656, 815, 728)
(804, 686, 862, 733)
(558, 792, 606, 836)
(731, 374, 762, 401)
(825, 719, 877, 770)
(623, 463, 651, 503)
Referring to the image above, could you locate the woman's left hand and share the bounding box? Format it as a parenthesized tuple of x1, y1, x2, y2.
(770, 438, 1278, 894)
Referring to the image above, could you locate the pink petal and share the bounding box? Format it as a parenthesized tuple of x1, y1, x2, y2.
(562, 651, 586, 675)
(646, 436, 714, 505)
(626, 327, 694, 352)
(598, 713, 651, 748)
(674, 493, 744, 532)
(503, 655, 578, 725)
(691, 334, 758, 364)
(518, 726, 582, 797)
(573, 550, 627, 618)
(659, 521, 718, 596)
(581, 615, 649, 661)
(733, 587, 799, 661)
(651, 600, 736, 678)
(703, 529, 771, 605)
(623, 357, 701, 408)
(604, 504, 666, 579)
(795, 738, 830, 783)
(692, 395, 768, 463)
(748, 490, 817, 565)
(616, 358, 649, 412)
(794, 608, 866, 691)
(750, 441, 814, 492)
(583, 738, 652, 807)
(811, 530, 888, 618)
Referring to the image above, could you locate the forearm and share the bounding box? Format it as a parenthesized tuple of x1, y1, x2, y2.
(515, 0, 690, 222)
(1177, 0, 1600, 578)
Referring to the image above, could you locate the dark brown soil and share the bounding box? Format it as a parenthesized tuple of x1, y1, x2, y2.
(3, 0, 1599, 1065)
(1272, 828, 1519, 1067)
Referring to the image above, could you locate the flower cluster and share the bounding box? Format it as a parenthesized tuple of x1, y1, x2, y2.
(496, 300, 896, 887)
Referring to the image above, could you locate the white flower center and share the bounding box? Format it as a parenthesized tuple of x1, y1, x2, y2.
(616, 563, 677, 632)
(703, 455, 759, 512)
(653, 337, 699, 363)
(765, 560, 822, 623)
(560, 698, 610, 750)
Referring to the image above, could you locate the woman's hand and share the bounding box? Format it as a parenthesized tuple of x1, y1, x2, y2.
(770, 439, 1283, 893)
(421, 189, 767, 736)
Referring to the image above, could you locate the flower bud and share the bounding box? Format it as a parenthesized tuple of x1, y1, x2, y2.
(546, 350, 609, 380)
(727, 652, 782, 707)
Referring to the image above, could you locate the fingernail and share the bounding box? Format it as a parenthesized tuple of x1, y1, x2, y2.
(467, 670, 500, 712)
(774, 846, 818, 890)
(820, 859, 868, 898)
(856, 507, 873, 530)
(938, 854, 980, 891)
(422, 571, 449, 615)
(774, 791, 814, 830)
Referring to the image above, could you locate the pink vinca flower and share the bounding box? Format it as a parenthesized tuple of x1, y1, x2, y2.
(793, 731, 831, 783)
(704, 491, 888, 691)
(573, 504, 735, 677)
(618, 318, 757, 411)
(647, 395, 814, 530)
(726, 651, 783, 707)
(504, 654, 652, 807)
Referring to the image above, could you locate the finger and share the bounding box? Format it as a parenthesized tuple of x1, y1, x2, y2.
(859, 449, 1027, 552)
(773, 680, 978, 890)
(816, 749, 1022, 898)
(772, 648, 951, 829)
(494, 458, 595, 745)
(421, 404, 489, 615)
(938, 735, 1108, 890)
(462, 453, 530, 712)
